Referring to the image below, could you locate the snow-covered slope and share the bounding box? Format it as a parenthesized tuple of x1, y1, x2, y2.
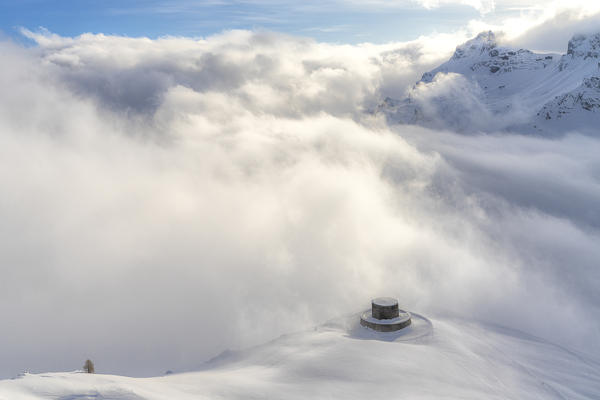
(383, 31, 600, 134)
(1, 313, 599, 399)
(533, 76, 600, 133)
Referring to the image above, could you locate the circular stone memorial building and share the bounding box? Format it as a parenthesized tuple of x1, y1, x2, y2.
(360, 297, 412, 332)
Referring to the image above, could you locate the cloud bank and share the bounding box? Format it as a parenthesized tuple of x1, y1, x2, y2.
(0, 28, 598, 379)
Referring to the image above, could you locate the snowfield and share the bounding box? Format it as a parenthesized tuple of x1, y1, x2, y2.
(2, 313, 599, 399)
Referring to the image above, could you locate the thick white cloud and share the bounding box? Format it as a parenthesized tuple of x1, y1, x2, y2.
(463, 1, 600, 49)
(403, 72, 495, 131)
(0, 26, 599, 380)
(20, 28, 456, 118)
(508, 9, 600, 52)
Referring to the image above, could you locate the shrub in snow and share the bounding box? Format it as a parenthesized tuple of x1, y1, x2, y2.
(83, 359, 95, 373)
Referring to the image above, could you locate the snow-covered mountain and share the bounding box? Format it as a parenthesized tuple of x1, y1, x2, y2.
(382, 31, 600, 134)
(2, 313, 599, 399)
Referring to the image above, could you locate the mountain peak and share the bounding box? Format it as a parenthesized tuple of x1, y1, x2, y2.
(566, 33, 600, 59)
(452, 31, 497, 60)
(382, 31, 600, 135)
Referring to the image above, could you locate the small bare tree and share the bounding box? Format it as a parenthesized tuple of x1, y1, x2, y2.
(83, 359, 95, 373)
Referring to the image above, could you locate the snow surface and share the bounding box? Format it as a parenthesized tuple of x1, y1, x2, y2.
(1, 313, 599, 399)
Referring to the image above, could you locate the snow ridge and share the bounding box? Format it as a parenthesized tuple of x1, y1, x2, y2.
(1, 315, 599, 399)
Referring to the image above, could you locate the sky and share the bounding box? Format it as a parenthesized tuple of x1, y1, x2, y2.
(0, 0, 599, 382)
(1, 0, 599, 45)
(0, 0, 480, 43)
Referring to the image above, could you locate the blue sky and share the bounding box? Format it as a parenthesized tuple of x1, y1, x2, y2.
(0, 0, 484, 43)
